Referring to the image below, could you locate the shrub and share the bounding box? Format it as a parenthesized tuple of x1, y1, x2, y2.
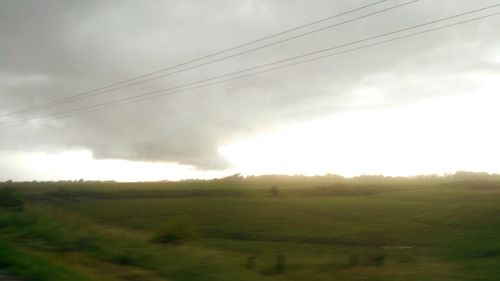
(0, 188, 24, 211)
(269, 186, 280, 197)
(151, 217, 198, 244)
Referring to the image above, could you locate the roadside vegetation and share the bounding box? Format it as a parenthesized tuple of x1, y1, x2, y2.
(1, 173, 500, 281)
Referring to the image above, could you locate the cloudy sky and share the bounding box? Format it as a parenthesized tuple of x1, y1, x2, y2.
(1, 0, 499, 181)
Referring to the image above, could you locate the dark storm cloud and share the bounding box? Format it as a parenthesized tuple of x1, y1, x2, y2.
(1, 0, 499, 169)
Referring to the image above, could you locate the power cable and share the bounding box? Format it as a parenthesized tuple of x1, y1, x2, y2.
(1, 7, 499, 130)
(0, 0, 415, 117)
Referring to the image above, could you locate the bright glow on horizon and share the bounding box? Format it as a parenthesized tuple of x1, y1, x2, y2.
(1, 74, 499, 181)
(219, 73, 500, 177)
(494, 54, 500, 63)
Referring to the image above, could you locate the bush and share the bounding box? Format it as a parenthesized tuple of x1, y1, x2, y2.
(151, 217, 198, 244)
(0, 188, 24, 211)
(269, 186, 280, 197)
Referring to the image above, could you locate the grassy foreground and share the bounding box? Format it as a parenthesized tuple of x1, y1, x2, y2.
(1, 174, 500, 280)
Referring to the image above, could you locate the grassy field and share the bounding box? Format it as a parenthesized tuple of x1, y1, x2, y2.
(1, 174, 500, 281)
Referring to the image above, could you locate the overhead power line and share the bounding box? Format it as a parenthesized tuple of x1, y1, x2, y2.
(0, 0, 415, 117)
(1, 5, 499, 130)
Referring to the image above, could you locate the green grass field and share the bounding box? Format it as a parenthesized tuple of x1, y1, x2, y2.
(1, 175, 500, 281)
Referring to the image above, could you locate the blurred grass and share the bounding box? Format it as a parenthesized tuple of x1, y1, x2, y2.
(1, 175, 500, 280)
(0, 241, 90, 281)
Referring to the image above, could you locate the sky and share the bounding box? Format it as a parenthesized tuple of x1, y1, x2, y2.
(0, 0, 499, 181)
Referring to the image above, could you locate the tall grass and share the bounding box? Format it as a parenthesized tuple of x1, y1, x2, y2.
(0, 242, 90, 281)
